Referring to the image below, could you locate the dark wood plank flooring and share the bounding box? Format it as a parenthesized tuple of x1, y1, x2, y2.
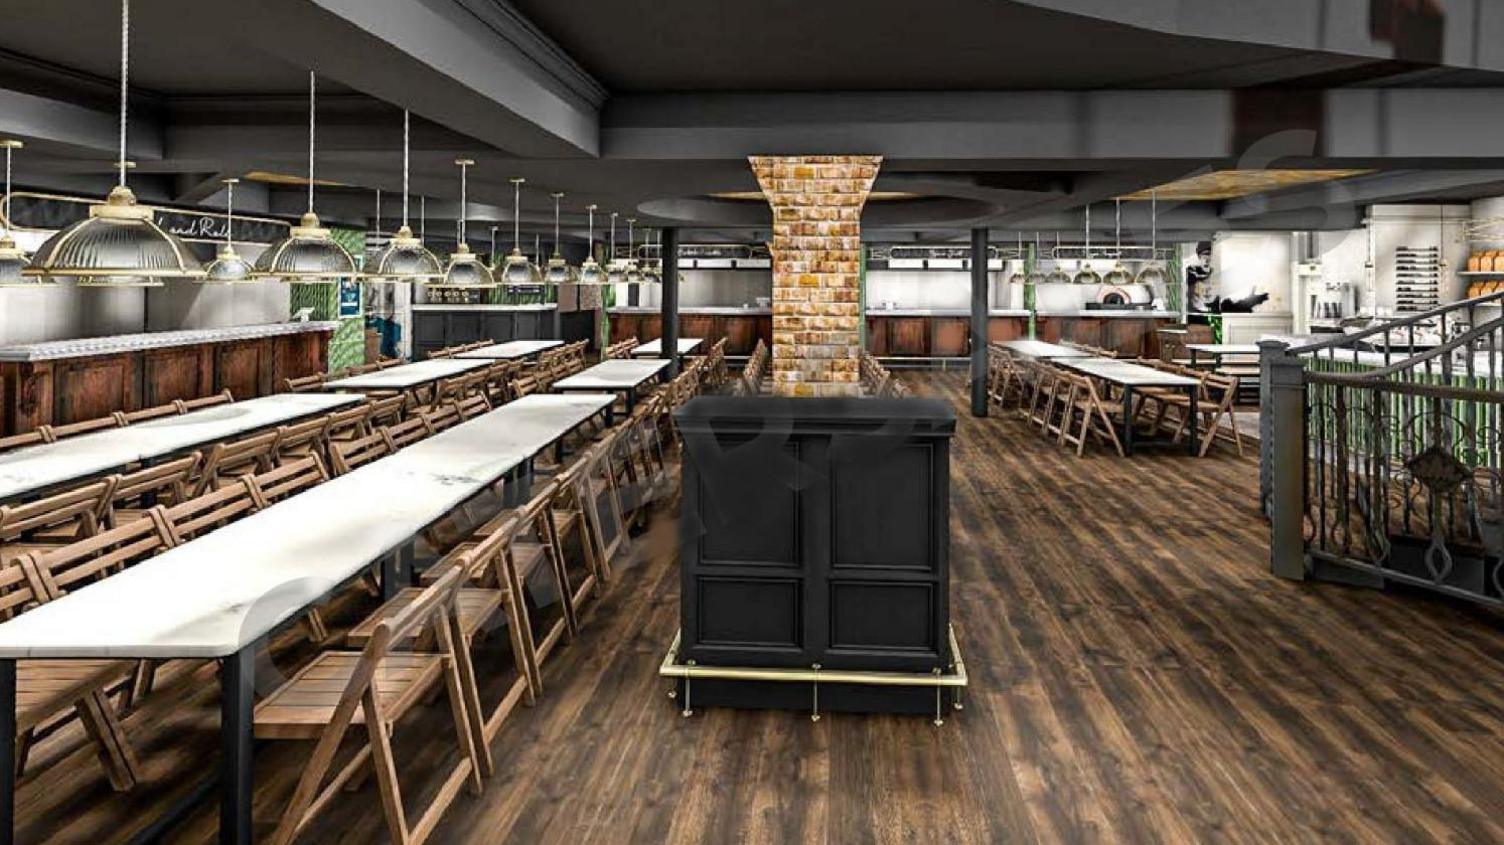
(15, 371, 1504, 844)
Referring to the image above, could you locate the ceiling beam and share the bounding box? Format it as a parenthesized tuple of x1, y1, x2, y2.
(0, 86, 162, 161)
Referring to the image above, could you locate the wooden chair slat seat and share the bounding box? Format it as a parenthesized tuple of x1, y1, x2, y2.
(194, 430, 280, 496)
(254, 652, 446, 740)
(345, 588, 503, 648)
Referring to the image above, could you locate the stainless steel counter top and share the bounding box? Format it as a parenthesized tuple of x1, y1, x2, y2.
(0, 322, 341, 363)
(411, 304, 557, 312)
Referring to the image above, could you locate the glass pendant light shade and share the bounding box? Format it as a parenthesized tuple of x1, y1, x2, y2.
(201, 178, 253, 284)
(1102, 267, 1133, 286)
(367, 111, 441, 284)
(499, 177, 539, 286)
(28, 1, 202, 287)
(256, 72, 355, 284)
(0, 139, 48, 288)
(1073, 267, 1102, 285)
(431, 159, 496, 289)
(1136, 265, 1169, 287)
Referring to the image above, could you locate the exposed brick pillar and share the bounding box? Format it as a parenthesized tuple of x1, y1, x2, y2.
(750, 155, 881, 397)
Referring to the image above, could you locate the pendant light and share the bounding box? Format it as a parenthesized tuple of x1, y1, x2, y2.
(201, 178, 254, 283)
(432, 158, 495, 289)
(27, 0, 202, 286)
(0, 140, 47, 288)
(640, 228, 662, 286)
(577, 205, 606, 285)
(1137, 191, 1168, 287)
(1044, 232, 1071, 285)
(254, 72, 356, 283)
(1074, 204, 1101, 285)
(543, 192, 576, 284)
(1026, 232, 1048, 286)
(606, 212, 629, 285)
(367, 111, 442, 284)
(624, 218, 645, 285)
(1102, 199, 1132, 287)
(497, 178, 535, 285)
(489, 225, 500, 269)
(1007, 232, 1026, 286)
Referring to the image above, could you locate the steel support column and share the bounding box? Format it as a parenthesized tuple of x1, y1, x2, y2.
(662, 227, 681, 377)
(970, 228, 989, 417)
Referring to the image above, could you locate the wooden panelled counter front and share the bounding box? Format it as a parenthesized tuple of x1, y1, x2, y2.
(608, 308, 772, 356)
(0, 323, 335, 435)
(866, 313, 1179, 359)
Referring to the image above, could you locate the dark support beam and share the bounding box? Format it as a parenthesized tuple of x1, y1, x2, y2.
(662, 227, 680, 378)
(970, 228, 989, 418)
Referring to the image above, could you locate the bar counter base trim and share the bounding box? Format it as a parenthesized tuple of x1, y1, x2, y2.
(659, 627, 967, 724)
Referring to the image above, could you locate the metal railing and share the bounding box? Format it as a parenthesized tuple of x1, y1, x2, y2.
(1261, 291, 1504, 607)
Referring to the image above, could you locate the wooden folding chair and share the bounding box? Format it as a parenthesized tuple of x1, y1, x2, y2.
(1060, 373, 1125, 457)
(454, 394, 492, 420)
(422, 403, 464, 434)
(548, 460, 608, 611)
(284, 373, 327, 393)
(1, 553, 143, 791)
(254, 568, 483, 845)
(174, 389, 234, 413)
(101, 453, 200, 528)
(381, 416, 435, 452)
(38, 414, 123, 442)
(510, 374, 541, 399)
(579, 433, 629, 569)
(0, 480, 113, 563)
(367, 394, 408, 429)
(155, 482, 260, 544)
(245, 455, 330, 507)
(275, 416, 332, 464)
(330, 432, 392, 476)
(326, 404, 375, 445)
(1186, 372, 1244, 457)
(194, 430, 280, 495)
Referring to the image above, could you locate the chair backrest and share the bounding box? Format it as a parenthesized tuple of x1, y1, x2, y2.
(245, 454, 329, 506)
(175, 389, 235, 414)
(455, 394, 491, 420)
(510, 374, 540, 399)
(0, 555, 44, 622)
(326, 404, 373, 442)
(103, 453, 201, 527)
(376, 357, 404, 370)
(381, 416, 434, 451)
(428, 347, 457, 359)
(284, 373, 326, 393)
(27, 515, 174, 599)
(421, 403, 463, 433)
(39, 414, 123, 442)
(158, 482, 260, 544)
(0, 430, 48, 452)
(195, 430, 281, 495)
(113, 402, 183, 426)
(0, 479, 114, 544)
(330, 432, 391, 475)
(578, 439, 627, 564)
(275, 416, 332, 461)
(367, 394, 407, 428)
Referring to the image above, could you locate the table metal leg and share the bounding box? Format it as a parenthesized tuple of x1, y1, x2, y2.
(625, 387, 637, 413)
(220, 647, 255, 845)
(1188, 385, 1200, 457)
(1190, 348, 1199, 367)
(0, 659, 14, 845)
(1121, 386, 1135, 456)
(381, 550, 400, 601)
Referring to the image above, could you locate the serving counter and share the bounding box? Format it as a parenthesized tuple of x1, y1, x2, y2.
(0, 322, 336, 435)
(608, 307, 771, 356)
(411, 304, 560, 360)
(865, 309, 1181, 360)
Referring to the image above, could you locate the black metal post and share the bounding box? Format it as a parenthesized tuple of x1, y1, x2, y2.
(220, 646, 255, 845)
(662, 227, 681, 377)
(0, 659, 14, 845)
(970, 227, 989, 417)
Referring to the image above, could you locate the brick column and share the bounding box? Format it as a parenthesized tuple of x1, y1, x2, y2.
(750, 155, 881, 397)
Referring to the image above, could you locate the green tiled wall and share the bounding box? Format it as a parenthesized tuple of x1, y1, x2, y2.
(289, 227, 367, 373)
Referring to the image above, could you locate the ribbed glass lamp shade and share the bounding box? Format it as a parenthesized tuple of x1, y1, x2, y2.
(1008, 271, 1027, 286)
(576, 257, 607, 286)
(202, 245, 254, 284)
(0, 237, 48, 287)
(25, 186, 201, 286)
(625, 261, 645, 286)
(544, 254, 576, 285)
(431, 243, 495, 288)
(1026, 270, 1049, 286)
(640, 262, 662, 286)
(254, 212, 356, 283)
(1102, 267, 1132, 286)
(500, 249, 539, 285)
(1073, 268, 1102, 285)
(367, 226, 442, 283)
(1136, 265, 1168, 287)
(1044, 268, 1071, 285)
(606, 261, 629, 286)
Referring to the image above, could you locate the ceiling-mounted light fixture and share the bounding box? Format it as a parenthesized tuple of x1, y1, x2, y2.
(0, 140, 48, 288)
(1007, 232, 1026, 286)
(1027, 232, 1048, 286)
(201, 178, 254, 284)
(1073, 204, 1101, 285)
(543, 192, 576, 285)
(640, 228, 662, 286)
(500, 178, 539, 285)
(606, 212, 629, 285)
(1137, 191, 1168, 288)
(624, 218, 645, 285)
(1102, 198, 1132, 287)
(27, 0, 202, 287)
(367, 111, 442, 284)
(432, 158, 495, 289)
(577, 204, 606, 286)
(253, 72, 356, 283)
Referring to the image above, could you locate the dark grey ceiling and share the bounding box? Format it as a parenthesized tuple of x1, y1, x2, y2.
(2, 0, 1504, 245)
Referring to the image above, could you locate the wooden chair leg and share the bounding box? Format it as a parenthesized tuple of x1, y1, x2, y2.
(361, 701, 410, 845)
(77, 691, 139, 791)
(304, 609, 330, 644)
(432, 623, 484, 798)
(13, 729, 33, 781)
(130, 660, 158, 706)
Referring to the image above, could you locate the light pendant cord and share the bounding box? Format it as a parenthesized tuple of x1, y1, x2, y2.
(511, 179, 523, 250)
(307, 71, 316, 215)
(1115, 198, 1121, 253)
(118, 0, 129, 188)
(610, 212, 617, 262)
(420, 196, 426, 241)
(373, 189, 380, 237)
(225, 180, 234, 247)
(402, 111, 410, 227)
(3, 144, 12, 240)
(552, 193, 562, 255)
(458, 161, 469, 244)
(586, 205, 596, 255)
(1151, 191, 1157, 254)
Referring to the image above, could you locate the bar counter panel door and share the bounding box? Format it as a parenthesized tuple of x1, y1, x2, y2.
(214, 340, 270, 400)
(55, 356, 135, 424)
(142, 346, 212, 406)
(678, 397, 955, 675)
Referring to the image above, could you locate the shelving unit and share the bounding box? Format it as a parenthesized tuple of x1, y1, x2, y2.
(1394, 245, 1441, 313)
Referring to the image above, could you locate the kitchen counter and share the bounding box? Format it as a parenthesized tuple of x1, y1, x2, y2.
(0, 321, 338, 363)
(608, 306, 773, 316)
(866, 310, 1180, 359)
(411, 304, 557, 313)
(0, 323, 334, 435)
(608, 308, 770, 356)
(412, 305, 562, 360)
(866, 308, 1180, 319)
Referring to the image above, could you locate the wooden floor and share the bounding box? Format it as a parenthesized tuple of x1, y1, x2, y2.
(19, 371, 1504, 844)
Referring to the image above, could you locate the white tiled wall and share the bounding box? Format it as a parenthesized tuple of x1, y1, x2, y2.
(0, 286, 146, 344)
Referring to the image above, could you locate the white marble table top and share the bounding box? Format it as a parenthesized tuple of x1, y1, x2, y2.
(455, 340, 564, 360)
(0, 392, 613, 659)
(631, 338, 704, 357)
(323, 358, 488, 390)
(1059, 357, 1200, 388)
(0, 392, 361, 503)
(997, 340, 1093, 359)
(0, 322, 340, 363)
(551, 358, 672, 391)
